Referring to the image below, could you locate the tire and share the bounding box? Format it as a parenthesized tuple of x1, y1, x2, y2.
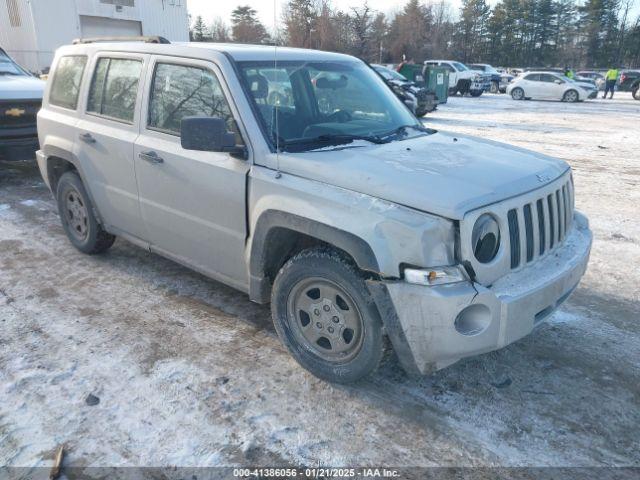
(563, 89, 579, 103)
(490, 81, 499, 94)
(456, 79, 471, 96)
(470, 90, 482, 97)
(633, 85, 640, 100)
(56, 171, 115, 254)
(511, 87, 524, 100)
(271, 248, 386, 383)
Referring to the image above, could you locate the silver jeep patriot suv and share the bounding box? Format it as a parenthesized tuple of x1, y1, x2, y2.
(36, 39, 592, 383)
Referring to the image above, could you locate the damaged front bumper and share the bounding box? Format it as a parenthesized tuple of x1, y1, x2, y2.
(368, 212, 592, 375)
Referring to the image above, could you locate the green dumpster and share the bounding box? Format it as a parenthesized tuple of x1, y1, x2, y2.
(423, 66, 449, 105)
(397, 64, 449, 105)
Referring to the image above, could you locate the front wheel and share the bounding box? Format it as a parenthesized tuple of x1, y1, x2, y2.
(633, 85, 640, 100)
(563, 89, 579, 103)
(511, 87, 524, 100)
(271, 248, 386, 383)
(56, 171, 115, 254)
(470, 90, 482, 97)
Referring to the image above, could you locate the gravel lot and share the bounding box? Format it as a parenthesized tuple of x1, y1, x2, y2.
(1, 92, 639, 471)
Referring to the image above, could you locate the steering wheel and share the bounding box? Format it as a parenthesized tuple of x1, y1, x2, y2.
(326, 110, 352, 123)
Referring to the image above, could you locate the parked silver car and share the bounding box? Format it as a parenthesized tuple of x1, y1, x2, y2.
(37, 39, 592, 383)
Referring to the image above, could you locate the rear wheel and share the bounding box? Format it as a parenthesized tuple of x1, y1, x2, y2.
(632, 85, 640, 100)
(490, 81, 499, 94)
(511, 87, 524, 100)
(271, 248, 385, 383)
(56, 171, 115, 254)
(563, 89, 579, 103)
(470, 90, 482, 97)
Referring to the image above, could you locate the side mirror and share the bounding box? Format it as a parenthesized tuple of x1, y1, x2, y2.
(181, 117, 245, 158)
(554, 80, 562, 84)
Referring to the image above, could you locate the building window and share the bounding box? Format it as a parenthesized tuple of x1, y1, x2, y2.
(5, 0, 21, 27)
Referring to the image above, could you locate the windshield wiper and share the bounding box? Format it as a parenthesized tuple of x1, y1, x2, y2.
(378, 124, 431, 141)
(277, 133, 387, 152)
(315, 133, 387, 144)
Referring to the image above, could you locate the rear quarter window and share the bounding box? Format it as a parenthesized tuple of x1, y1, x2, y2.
(49, 56, 87, 110)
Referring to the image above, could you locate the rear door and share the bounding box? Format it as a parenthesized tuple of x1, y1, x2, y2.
(75, 52, 148, 239)
(520, 73, 541, 97)
(133, 56, 251, 290)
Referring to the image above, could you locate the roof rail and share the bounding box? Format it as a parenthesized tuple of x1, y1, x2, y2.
(72, 36, 170, 45)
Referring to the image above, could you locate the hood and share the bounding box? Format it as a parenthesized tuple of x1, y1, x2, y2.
(0, 75, 45, 100)
(572, 80, 595, 90)
(278, 131, 569, 220)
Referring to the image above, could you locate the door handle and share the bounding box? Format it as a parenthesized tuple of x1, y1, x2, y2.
(139, 150, 164, 164)
(79, 133, 96, 144)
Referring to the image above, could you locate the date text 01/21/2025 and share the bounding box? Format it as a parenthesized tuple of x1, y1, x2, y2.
(233, 467, 400, 478)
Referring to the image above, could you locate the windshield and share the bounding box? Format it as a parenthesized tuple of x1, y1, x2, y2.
(0, 52, 28, 76)
(239, 60, 424, 152)
(452, 62, 468, 71)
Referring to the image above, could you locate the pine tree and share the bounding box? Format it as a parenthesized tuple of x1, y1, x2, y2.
(455, 0, 491, 62)
(192, 15, 209, 42)
(231, 6, 270, 44)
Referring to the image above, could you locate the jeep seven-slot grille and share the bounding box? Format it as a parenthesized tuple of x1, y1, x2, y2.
(507, 179, 574, 269)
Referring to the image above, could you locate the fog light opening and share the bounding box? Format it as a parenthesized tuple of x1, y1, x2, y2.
(455, 304, 491, 336)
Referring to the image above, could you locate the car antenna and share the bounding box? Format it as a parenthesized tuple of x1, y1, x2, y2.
(273, 0, 282, 179)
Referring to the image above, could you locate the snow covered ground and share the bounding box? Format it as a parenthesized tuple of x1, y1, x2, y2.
(0, 92, 639, 472)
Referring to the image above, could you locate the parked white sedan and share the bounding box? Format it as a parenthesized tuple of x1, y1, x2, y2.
(507, 71, 597, 102)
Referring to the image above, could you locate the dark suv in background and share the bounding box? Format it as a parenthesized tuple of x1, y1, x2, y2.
(0, 48, 45, 161)
(618, 70, 640, 96)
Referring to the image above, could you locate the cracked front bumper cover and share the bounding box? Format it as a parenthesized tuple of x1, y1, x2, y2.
(369, 212, 592, 375)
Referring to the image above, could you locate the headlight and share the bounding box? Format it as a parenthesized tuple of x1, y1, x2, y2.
(404, 266, 467, 286)
(472, 214, 501, 263)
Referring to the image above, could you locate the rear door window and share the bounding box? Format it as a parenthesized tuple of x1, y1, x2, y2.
(49, 56, 87, 110)
(87, 57, 143, 123)
(524, 73, 541, 81)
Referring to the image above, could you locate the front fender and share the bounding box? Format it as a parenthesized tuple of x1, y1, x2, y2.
(247, 166, 457, 300)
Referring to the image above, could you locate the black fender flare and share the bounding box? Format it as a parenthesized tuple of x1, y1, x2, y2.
(248, 210, 380, 303)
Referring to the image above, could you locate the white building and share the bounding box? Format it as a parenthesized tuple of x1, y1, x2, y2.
(0, 0, 189, 73)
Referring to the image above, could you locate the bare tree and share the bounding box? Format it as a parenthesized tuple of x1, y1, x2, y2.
(210, 17, 230, 43)
(350, 2, 375, 59)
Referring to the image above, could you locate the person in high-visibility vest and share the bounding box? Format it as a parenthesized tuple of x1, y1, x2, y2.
(603, 68, 619, 99)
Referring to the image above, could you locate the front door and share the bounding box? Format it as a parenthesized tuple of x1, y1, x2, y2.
(133, 57, 250, 290)
(75, 53, 149, 239)
(540, 73, 566, 100)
